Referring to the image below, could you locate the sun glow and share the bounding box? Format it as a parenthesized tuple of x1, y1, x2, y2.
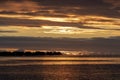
(0, 13, 120, 38)
(42, 26, 81, 34)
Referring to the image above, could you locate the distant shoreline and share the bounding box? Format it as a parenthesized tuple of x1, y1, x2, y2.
(0, 51, 120, 57)
(0, 51, 62, 56)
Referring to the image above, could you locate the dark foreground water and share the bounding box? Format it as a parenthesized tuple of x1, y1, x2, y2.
(0, 56, 120, 80)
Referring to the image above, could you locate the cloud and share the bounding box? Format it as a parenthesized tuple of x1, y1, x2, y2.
(0, 15, 119, 32)
(0, 0, 119, 38)
(33, 0, 120, 18)
(0, 17, 104, 30)
(0, 36, 120, 55)
(0, 0, 119, 21)
(33, 0, 110, 8)
(0, 0, 119, 18)
(0, 0, 107, 8)
(0, 0, 39, 12)
(103, 0, 120, 8)
(0, 30, 18, 33)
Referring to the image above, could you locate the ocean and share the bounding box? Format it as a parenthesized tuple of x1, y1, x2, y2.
(0, 56, 120, 80)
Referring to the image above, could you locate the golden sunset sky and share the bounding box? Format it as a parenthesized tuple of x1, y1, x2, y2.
(0, 0, 120, 53)
(0, 0, 119, 38)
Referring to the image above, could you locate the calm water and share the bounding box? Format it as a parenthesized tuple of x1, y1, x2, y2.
(0, 56, 120, 80)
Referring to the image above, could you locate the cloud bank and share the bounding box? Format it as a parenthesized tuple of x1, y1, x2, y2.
(0, 36, 120, 55)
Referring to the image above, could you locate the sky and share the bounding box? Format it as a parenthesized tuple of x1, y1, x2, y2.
(0, 0, 120, 54)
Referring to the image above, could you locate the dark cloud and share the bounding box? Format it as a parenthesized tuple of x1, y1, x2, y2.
(103, 0, 120, 8)
(0, 0, 119, 55)
(33, 0, 110, 8)
(0, 36, 120, 55)
(0, 0, 119, 18)
(73, 9, 120, 18)
(0, 17, 119, 31)
(0, 0, 110, 7)
(0, 10, 69, 18)
(0, 0, 39, 11)
(0, 17, 42, 27)
(0, 17, 103, 29)
(0, 30, 18, 33)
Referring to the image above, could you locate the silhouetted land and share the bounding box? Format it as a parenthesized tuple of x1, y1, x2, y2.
(0, 51, 120, 57)
(0, 51, 62, 56)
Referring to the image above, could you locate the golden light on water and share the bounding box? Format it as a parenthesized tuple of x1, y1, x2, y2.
(0, 1, 120, 80)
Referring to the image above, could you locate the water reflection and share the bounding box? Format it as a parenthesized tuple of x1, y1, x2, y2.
(0, 57, 120, 66)
(0, 57, 120, 80)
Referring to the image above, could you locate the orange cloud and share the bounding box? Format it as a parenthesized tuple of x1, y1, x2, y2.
(0, 1, 40, 12)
